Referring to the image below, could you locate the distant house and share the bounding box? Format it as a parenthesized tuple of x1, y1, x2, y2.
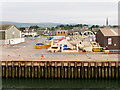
(0, 24, 24, 45)
(56, 30, 67, 37)
(96, 28, 120, 50)
(22, 30, 37, 37)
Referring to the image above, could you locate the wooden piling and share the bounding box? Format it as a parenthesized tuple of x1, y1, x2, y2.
(48, 66, 50, 78)
(115, 63, 118, 79)
(35, 67, 38, 78)
(9, 67, 11, 78)
(22, 67, 24, 78)
(109, 62, 111, 79)
(38, 66, 41, 78)
(2, 67, 5, 78)
(105, 67, 108, 79)
(85, 67, 87, 79)
(28, 67, 31, 78)
(15, 67, 18, 78)
(112, 67, 115, 79)
(77, 67, 80, 79)
(102, 63, 104, 79)
(58, 67, 60, 79)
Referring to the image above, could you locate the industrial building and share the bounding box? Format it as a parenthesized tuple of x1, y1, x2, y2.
(0, 24, 24, 45)
(96, 28, 120, 50)
(56, 30, 67, 37)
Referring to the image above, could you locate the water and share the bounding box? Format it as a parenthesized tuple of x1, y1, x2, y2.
(2, 79, 120, 88)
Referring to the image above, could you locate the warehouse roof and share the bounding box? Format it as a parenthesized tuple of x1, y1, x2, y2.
(0, 24, 13, 30)
(100, 28, 119, 36)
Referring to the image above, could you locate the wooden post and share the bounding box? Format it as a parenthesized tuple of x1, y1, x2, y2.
(58, 67, 60, 79)
(22, 67, 25, 78)
(45, 62, 47, 79)
(25, 62, 27, 79)
(35, 67, 38, 78)
(81, 62, 84, 79)
(38, 65, 41, 79)
(88, 62, 91, 79)
(109, 62, 111, 79)
(18, 62, 21, 78)
(115, 62, 118, 79)
(75, 62, 77, 79)
(102, 62, 104, 79)
(12, 62, 15, 79)
(68, 62, 71, 79)
(61, 62, 64, 79)
(55, 62, 57, 78)
(6, 62, 8, 78)
(95, 63, 98, 79)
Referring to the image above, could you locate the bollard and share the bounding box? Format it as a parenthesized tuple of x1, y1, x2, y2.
(78, 67, 80, 79)
(58, 67, 60, 79)
(109, 62, 111, 79)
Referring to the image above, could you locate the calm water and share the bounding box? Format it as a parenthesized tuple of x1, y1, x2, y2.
(2, 79, 120, 88)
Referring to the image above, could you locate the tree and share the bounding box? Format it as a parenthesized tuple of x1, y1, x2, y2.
(19, 27, 25, 32)
(29, 25, 39, 30)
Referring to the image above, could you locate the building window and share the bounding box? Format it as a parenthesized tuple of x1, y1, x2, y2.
(108, 38, 112, 45)
(58, 32, 60, 34)
(64, 32, 65, 34)
(61, 32, 62, 34)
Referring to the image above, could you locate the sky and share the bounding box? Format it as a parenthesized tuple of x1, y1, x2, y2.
(0, 0, 119, 25)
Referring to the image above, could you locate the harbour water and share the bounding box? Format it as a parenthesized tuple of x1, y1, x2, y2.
(2, 79, 120, 88)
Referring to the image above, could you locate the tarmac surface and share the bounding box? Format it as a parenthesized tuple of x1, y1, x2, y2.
(0, 37, 119, 61)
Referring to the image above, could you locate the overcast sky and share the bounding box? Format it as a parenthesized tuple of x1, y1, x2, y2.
(0, 1, 118, 25)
